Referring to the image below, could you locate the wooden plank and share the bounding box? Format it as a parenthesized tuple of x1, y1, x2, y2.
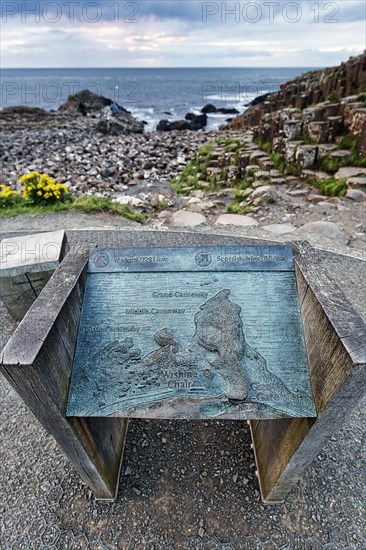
(250, 250, 366, 502)
(1, 249, 128, 499)
(294, 242, 366, 359)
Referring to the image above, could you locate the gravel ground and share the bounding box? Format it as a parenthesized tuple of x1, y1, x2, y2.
(0, 226, 365, 550)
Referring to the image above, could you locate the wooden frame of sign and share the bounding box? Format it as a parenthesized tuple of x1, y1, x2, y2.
(1, 242, 365, 502)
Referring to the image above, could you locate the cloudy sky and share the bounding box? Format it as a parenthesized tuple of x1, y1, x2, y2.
(1, 0, 365, 68)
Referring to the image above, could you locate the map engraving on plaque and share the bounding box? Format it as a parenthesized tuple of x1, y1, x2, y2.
(67, 248, 317, 420)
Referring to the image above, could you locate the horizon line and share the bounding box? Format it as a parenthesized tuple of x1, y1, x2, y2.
(1, 66, 322, 70)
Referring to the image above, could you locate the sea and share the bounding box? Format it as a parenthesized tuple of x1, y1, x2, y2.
(0, 67, 315, 132)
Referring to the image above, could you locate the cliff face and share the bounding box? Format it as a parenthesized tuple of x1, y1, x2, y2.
(227, 52, 366, 156)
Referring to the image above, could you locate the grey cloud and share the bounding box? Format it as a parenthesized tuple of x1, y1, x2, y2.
(2, 0, 365, 26)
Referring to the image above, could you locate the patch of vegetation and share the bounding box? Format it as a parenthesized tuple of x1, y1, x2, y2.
(227, 201, 254, 215)
(225, 142, 242, 153)
(173, 137, 250, 194)
(71, 196, 147, 222)
(319, 155, 343, 174)
(285, 164, 303, 177)
(227, 183, 254, 214)
(246, 167, 258, 178)
(0, 195, 147, 223)
(319, 138, 366, 173)
(268, 151, 302, 177)
(306, 176, 347, 197)
(336, 136, 366, 167)
(197, 141, 213, 158)
(152, 199, 171, 211)
(270, 152, 286, 172)
(0, 202, 71, 218)
(172, 142, 215, 194)
(254, 137, 273, 154)
(236, 180, 252, 191)
(20, 172, 69, 204)
(294, 133, 316, 145)
(327, 91, 338, 103)
(0, 185, 23, 208)
(338, 135, 357, 150)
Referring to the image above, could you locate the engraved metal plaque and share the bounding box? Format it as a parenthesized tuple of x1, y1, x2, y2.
(66, 246, 317, 420)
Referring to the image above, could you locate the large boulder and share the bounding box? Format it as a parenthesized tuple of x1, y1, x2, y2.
(201, 103, 239, 115)
(185, 112, 208, 130)
(95, 116, 144, 135)
(95, 105, 144, 135)
(201, 103, 217, 114)
(59, 89, 114, 115)
(170, 210, 207, 227)
(217, 107, 239, 115)
(157, 113, 207, 132)
(157, 119, 191, 132)
(201, 104, 239, 115)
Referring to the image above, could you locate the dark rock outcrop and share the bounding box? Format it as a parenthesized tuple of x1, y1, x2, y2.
(201, 103, 217, 114)
(157, 119, 191, 132)
(0, 106, 50, 117)
(59, 89, 113, 115)
(95, 116, 144, 136)
(157, 113, 207, 132)
(185, 112, 208, 130)
(201, 104, 239, 115)
(217, 107, 239, 115)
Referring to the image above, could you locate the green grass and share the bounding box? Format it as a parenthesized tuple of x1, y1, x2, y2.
(306, 176, 347, 197)
(236, 180, 252, 191)
(172, 139, 249, 194)
(319, 136, 366, 173)
(338, 136, 358, 150)
(327, 92, 338, 103)
(172, 141, 216, 194)
(319, 155, 343, 174)
(227, 202, 254, 215)
(270, 152, 286, 172)
(294, 133, 316, 145)
(254, 138, 273, 154)
(0, 201, 71, 218)
(0, 195, 148, 223)
(285, 164, 302, 177)
(71, 196, 148, 222)
(151, 199, 171, 211)
(227, 182, 255, 214)
(246, 167, 258, 178)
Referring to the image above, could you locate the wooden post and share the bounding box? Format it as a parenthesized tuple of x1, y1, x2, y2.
(249, 244, 366, 503)
(1, 249, 128, 500)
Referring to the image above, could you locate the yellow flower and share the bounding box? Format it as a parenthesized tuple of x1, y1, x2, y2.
(19, 171, 69, 204)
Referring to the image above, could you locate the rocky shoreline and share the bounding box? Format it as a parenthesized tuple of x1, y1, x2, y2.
(1, 56, 365, 251)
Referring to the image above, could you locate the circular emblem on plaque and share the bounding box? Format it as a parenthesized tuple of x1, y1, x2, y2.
(195, 251, 212, 267)
(93, 251, 110, 267)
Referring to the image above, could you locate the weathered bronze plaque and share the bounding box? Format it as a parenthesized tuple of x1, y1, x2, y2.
(66, 246, 317, 420)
